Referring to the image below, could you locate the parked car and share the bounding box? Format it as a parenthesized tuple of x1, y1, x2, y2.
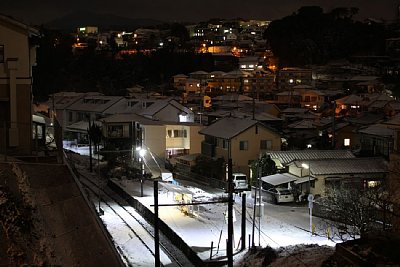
(266, 187, 294, 204)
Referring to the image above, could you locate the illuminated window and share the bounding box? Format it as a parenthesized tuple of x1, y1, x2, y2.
(289, 79, 294, 84)
(249, 64, 254, 68)
(367, 181, 380, 188)
(240, 64, 246, 69)
(344, 138, 350, 146)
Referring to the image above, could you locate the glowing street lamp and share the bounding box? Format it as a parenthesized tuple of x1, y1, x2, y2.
(301, 162, 313, 235)
(136, 147, 146, 197)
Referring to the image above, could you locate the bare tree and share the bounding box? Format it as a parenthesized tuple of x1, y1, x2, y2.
(318, 183, 393, 240)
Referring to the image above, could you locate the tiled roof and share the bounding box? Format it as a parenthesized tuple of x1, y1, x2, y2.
(266, 150, 355, 165)
(292, 158, 388, 175)
(358, 124, 396, 137)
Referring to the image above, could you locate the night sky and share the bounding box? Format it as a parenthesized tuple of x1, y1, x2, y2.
(0, 0, 398, 25)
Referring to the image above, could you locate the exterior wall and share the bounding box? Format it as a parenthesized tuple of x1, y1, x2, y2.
(300, 91, 325, 110)
(335, 125, 360, 150)
(166, 125, 191, 150)
(214, 125, 281, 177)
(0, 17, 36, 154)
(189, 125, 204, 154)
(143, 124, 166, 161)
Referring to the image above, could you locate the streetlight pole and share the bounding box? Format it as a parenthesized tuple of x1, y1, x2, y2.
(302, 162, 313, 235)
(137, 147, 146, 197)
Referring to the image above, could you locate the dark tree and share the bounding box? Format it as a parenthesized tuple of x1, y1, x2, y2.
(250, 154, 277, 184)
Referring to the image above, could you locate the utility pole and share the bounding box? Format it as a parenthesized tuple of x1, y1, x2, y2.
(227, 157, 233, 267)
(88, 116, 93, 172)
(154, 180, 160, 266)
(332, 100, 336, 149)
(241, 193, 246, 250)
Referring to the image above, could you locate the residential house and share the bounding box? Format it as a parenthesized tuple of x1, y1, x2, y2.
(199, 117, 281, 177)
(358, 124, 396, 159)
(0, 15, 39, 155)
(277, 67, 312, 91)
(172, 74, 188, 91)
(101, 113, 204, 176)
(288, 157, 388, 196)
(137, 99, 194, 123)
(49, 92, 102, 133)
(266, 150, 387, 196)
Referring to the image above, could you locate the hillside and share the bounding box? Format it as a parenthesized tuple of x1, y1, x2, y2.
(0, 161, 123, 266)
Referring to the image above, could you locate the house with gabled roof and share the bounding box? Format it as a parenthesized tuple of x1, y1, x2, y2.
(101, 113, 204, 176)
(358, 124, 396, 159)
(137, 99, 194, 122)
(265, 150, 387, 196)
(199, 117, 281, 176)
(288, 157, 388, 196)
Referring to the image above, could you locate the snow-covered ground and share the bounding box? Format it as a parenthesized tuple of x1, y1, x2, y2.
(68, 150, 341, 266)
(103, 179, 340, 266)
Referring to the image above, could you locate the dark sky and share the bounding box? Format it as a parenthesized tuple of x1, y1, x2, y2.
(1, 0, 398, 25)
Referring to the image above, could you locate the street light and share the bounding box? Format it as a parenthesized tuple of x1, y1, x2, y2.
(136, 147, 146, 197)
(301, 163, 311, 193)
(301, 162, 313, 235)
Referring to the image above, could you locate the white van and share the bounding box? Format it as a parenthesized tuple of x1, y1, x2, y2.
(232, 173, 248, 191)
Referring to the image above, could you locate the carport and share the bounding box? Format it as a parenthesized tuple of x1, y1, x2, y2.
(260, 173, 298, 187)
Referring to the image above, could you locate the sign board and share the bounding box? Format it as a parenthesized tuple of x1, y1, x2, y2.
(161, 172, 173, 182)
(308, 194, 314, 209)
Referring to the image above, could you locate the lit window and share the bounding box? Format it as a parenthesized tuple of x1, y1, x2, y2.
(240, 64, 246, 69)
(344, 138, 350, 146)
(249, 64, 254, 68)
(367, 181, 380, 188)
(289, 79, 294, 84)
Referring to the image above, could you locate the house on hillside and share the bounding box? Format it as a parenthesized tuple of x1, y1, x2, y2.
(199, 117, 281, 177)
(0, 15, 40, 155)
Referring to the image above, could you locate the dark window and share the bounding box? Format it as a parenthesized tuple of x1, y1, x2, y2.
(0, 45, 3, 63)
(239, 140, 248, 150)
(260, 140, 272, 150)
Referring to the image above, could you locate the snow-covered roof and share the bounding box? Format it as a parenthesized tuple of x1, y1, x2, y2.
(336, 94, 363, 105)
(67, 96, 125, 113)
(65, 120, 102, 133)
(213, 94, 253, 101)
(287, 120, 315, 129)
(159, 182, 193, 195)
(101, 113, 162, 125)
(261, 173, 298, 186)
(276, 91, 301, 96)
(292, 158, 388, 175)
(266, 150, 355, 165)
(199, 117, 259, 139)
(206, 110, 281, 122)
(358, 124, 396, 137)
